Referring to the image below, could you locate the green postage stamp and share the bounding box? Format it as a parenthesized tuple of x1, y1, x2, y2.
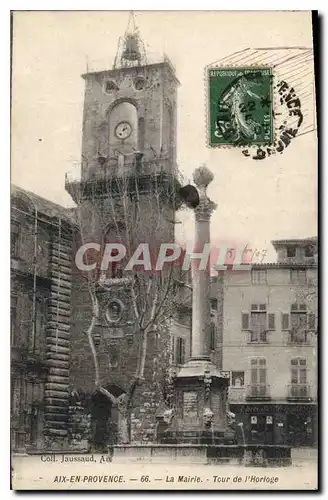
(207, 67, 274, 147)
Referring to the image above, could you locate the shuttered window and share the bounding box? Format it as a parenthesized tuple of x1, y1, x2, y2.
(251, 269, 267, 284)
(11, 221, 20, 258)
(242, 313, 250, 330)
(291, 358, 307, 384)
(175, 337, 185, 365)
(308, 313, 316, 330)
(250, 311, 267, 342)
(268, 313, 275, 330)
(282, 313, 290, 330)
(290, 269, 307, 284)
(250, 358, 267, 396)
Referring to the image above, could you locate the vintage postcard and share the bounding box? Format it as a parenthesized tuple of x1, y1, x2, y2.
(11, 10, 318, 490)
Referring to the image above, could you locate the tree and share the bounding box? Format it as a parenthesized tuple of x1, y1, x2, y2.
(69, 160, 190, 444)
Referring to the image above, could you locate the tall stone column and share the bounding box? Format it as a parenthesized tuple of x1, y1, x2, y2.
(191, 166, 217, 360)
(162, 165, 232, 445)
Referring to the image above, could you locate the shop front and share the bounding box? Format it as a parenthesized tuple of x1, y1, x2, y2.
(231, 403, 317, 447)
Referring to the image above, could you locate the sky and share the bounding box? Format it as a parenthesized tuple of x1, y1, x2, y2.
(11, 10, 317, 261)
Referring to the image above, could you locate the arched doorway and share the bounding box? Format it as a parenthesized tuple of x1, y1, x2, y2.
(90, 385, 126, 451)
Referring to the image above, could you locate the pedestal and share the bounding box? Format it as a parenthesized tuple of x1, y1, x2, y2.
(161, 360, 235, 445)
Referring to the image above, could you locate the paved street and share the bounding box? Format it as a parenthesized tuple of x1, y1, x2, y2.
(291, 447, 318, 464)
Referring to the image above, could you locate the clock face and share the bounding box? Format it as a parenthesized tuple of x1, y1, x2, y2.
(134, 77, 145, 91)
(115, 121, 132, 140)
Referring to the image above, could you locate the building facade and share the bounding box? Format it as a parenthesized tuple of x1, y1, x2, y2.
(212, 237, 318, 447)
(10, 186, 73, 452)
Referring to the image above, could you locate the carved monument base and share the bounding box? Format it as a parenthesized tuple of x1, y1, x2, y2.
(159, 359, 235, 445)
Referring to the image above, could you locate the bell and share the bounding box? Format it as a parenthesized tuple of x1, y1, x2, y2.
(122, 34, 140, 61)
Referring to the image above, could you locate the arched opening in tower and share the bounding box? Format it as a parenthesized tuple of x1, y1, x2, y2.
(90, 385, 126, 451)
(108, 101, 138, 162)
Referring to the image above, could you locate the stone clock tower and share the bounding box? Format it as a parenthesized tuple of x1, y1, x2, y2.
(64, 17, 181, 447)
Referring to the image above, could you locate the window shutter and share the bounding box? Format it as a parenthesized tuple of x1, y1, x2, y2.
(268, 313, 275, 330)
(242, 312, 250, 330)
(308, 313, 316, 331)
(282, 313, 290, 330)
(251, 368, 258, 384)
(181, 338, 186, 364)
(300, 368, 307, 384)
(259, 368, 266, 384)
(291, 368, 298, 384)
(174, 337, 178, 364)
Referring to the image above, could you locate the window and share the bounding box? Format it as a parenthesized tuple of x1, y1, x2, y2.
(250, 358, 267, 396)
(210, 323, 216, 351)
(251, 304, 266, 311)
(290, 269, 307, 285)
(282, 306, 316, 336)
(305, 245, 314, 258)
(289, 304, 308, 343)
(231, 371, 244, 387)
(287, 246, 296, 258)
(251, 269, 267, 284)
(281, 313, 290, 330)
(249, 305, 267, 342)
(175, 337, 185, 365)
(11, 221, 20, 258)
(290, 359, 307, 396)
(11, 295, 18, 345)
(242, 305, 274, 338)
(104, 80, 119, 94)
(250, 312, 267, 342)
(210, 298, 218, 310)
(34, 298, 48, 352)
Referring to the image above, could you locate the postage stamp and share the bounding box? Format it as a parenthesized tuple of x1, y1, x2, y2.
(207, 67, 273, 147)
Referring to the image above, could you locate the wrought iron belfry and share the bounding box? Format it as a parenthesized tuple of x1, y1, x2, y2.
(113, 12, 147, 69)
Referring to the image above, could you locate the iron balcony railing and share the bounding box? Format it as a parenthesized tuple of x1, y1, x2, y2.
(287, 329, 309, 345)
(247, 330, 268, 344)
(246, 384, 271, 400)
(65, 157, 176, 185)
(287, 384, 311, 400)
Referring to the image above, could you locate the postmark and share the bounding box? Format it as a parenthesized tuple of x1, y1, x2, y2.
(241, 79, 304, 160)
(207, 67, 273, 147)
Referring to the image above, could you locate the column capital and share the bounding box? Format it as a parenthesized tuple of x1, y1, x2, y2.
(193, 165, 217, 221)
(194, 197, 217, 221)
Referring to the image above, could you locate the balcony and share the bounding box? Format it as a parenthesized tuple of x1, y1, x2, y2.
(287, 384, 312, 401)
(246, 384, 271, 401)
(65, 157, 180, 202)
(247, 330, 269, 344)
(287, 329, 310, 345)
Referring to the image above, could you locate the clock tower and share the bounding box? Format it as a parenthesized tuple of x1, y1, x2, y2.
(78, 25, 179, 184)
(65, 16, 181, 447)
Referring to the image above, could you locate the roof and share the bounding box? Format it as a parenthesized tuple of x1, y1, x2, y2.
(11, 184, 77, 225)
(271, 237, 318, 247)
